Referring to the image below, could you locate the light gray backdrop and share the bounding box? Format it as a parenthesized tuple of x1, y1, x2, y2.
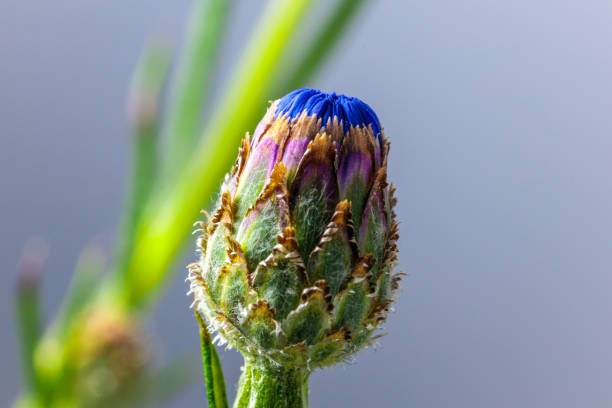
(1, 1, 612, 407)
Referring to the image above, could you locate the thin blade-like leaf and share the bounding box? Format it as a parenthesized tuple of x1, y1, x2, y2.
(195, 311, 228, 408)
(162, 0, 233, 181)
(55, 244, 105, 340)
(112, 40, 171, 283)
(15, 238, 48, 394)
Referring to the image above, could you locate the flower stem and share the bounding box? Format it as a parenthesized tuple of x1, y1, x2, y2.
(234, 358, 309, 408)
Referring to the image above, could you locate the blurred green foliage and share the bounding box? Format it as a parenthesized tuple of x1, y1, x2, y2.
(13, 0, 370, 406)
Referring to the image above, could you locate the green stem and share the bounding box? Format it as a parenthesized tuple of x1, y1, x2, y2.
(234, 358, 309, 408)
(162, 0, 232, 182)
(279, 0, 369, 92)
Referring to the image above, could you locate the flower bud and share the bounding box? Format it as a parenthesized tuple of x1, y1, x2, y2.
(74, 309, 149, 403)
(189, 88, 400, 368)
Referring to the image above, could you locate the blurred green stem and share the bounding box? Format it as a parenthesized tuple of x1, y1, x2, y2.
(280, 0, 369, 92)
(16, 281, 42, 393)
(15, 243, 45, 397)
(119, 0, 314, 309)
(162, 0, 232, 182)
(112, 41, 170, 286)
(54, 245, 105, 341)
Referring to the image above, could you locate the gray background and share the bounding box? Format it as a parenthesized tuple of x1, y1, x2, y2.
(2, 0, 612, 407)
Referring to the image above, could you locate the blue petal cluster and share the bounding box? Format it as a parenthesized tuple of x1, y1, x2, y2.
(275, 88, 382, 142)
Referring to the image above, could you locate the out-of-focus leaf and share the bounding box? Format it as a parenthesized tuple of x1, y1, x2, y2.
(15, 238, 48, 395)
(55, 244, 105, 340)
(162, 0, 233, 182)
(112, 40, 172, 289)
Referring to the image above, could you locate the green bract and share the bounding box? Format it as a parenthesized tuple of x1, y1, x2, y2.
(189, 89, 400, 372)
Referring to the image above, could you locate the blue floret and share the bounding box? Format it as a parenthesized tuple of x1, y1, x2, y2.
(275, 88, 382, 143)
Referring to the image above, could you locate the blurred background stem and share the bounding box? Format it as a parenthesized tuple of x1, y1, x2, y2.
(278, 0, 368, 93)
(161, 0, 232, 183)
(113, 41, 171, 281)
(15, 239, 46, 399)
(118, 0, 315, 309)
(14, 0, 371, 405)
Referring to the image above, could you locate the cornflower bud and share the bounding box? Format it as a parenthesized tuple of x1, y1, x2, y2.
(189, 88, 401, 407)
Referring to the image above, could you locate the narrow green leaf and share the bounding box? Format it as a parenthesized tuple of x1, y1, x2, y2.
(125, 38, 171, 230)
(16, 284, 41, 392)
(112, 40, 171, 286)
(195, 311, 228, 408)
(15, 238, 47, 394)
(162, 0, 233, 182)
(210, 343, 228, 408)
